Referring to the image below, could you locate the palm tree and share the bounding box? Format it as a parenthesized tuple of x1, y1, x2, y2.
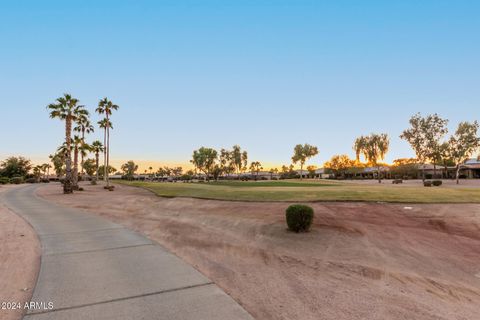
(249, 161, 263, 180)
(90, 140, 104, 183)
(41, 163, 51, 180)
(269, 168, 278, 180)
(47, 94, 88, 193)
(98, 118, 112, 182)
(96, 98, 119, 187)
(74, 113, 94, 175)
(79, 141, 91, 175)
(33, 165, 42, 182)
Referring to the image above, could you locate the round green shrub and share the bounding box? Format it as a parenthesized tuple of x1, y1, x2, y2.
(423, 181, 432, 187)
(0, 177, 10, 184)
(286, 204, 314, 233)
(432, 180, 442, 186)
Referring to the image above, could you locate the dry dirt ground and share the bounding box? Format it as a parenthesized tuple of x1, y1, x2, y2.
(0, 185, 41, 320)
(38, 182, 480, 320)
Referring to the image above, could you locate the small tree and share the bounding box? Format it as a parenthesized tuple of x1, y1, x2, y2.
(98, 165, 117, 178)
(171, 167, 183, 179)
(83, 159, 97, 176)
(0, 156, 32, 178)
(231, 145, 248, 178)
(323, 154, 355, 178)
(41, 163, 51, 179)
(33, 165, 42, 182)
(448, 121, 480, 184)
(400, 113, 448, 181)
(249, 161, 263, 180)
(49, 153, 65, 177)
(269, 168, 278, 180)
(306, 165, 317, 178)
(354, 133, 389, 183)
(291, 144, 319, 180)
(121, 161, 139, 180)
(191, 147, 218, 181)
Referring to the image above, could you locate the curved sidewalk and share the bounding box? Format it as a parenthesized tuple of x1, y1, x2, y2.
(1, 185, 253, 320)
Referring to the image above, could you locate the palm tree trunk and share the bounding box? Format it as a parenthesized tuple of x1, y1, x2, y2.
(378, 165, 381, 183)
(73, 145, 79, 189)
(103, 128, 107, 182)
(81, 129, 85, 175)
(106, 124, 110, 187)
(64, 117, 73, 194)
(95, 152, 99, 182)
(300, 163, 303, 180)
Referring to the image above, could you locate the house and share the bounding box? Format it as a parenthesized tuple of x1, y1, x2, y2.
(461, 159, 480, 178)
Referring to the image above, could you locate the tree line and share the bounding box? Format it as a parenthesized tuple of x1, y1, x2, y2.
(1, 111, 478, 187)
(323, 113, 479, 184)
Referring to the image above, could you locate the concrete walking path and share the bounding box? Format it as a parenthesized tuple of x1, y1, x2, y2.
(1, 185, 253, 320)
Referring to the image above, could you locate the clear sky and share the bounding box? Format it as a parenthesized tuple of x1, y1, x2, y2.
(1, 0, 479, 171)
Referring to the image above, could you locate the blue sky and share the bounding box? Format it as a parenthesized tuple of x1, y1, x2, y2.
(1, 0, 479, 170)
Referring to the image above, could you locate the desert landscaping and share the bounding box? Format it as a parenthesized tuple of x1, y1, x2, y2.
(34, 181, 480, 320)
(2, 2, 480, 319)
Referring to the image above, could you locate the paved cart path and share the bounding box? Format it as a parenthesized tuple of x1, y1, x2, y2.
(1, 185, 253, 320)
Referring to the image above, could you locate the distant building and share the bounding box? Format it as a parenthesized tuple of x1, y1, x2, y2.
(461, 159, 480, 178)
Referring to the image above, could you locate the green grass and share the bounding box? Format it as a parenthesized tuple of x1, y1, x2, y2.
(115, 179, 480, 203)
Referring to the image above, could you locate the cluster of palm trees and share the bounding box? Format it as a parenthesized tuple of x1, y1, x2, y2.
(32, 163, 52, 181)
(48, 93, 119, 194)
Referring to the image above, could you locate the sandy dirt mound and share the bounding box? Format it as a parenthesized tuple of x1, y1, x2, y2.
(0, 186, 41, 320)
(39, 183, 480, 320)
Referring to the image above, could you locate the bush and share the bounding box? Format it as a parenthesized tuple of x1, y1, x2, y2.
(0, 177, 10, 184)
(10, 176, 24, 184)
(424, 181, 432, 187)
(25, 178, 37, 183)
(425, 174, 433, 180)
(286, 204, 314, 233)
(41, 179, 50, 183)
(432, 180, 442, 186)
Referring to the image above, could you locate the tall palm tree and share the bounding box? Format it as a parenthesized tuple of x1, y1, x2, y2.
(47, 94, 87, 194)
(90, 140, 104, 183)
(74, 113, 94, 175)
(98, 118, 113, 183)
(96, 98, 119, 187)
